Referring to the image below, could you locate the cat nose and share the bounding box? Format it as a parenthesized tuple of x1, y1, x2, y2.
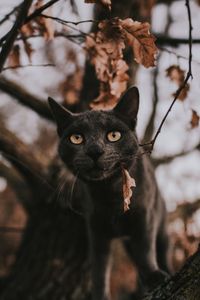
(86, 144, 104, 161)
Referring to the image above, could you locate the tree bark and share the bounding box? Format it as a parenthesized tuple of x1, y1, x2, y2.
(142, 247, 200, 300)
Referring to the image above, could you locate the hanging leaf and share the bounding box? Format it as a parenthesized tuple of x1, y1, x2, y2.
(122, 167, 136, 212)
(85, 17, 157, 109)
(190, 110, 200, 128)
(166, 65, 190, 101)
(120, 18, 158, 68)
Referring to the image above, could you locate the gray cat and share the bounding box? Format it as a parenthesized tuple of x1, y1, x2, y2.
(48, 87, 169, 300)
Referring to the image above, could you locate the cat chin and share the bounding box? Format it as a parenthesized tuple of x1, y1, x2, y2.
(78, 168, 119, 182)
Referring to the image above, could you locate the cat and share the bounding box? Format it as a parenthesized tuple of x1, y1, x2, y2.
(48, 87, 170, 300)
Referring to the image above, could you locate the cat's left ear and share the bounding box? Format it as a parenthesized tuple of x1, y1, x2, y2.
(48, 97, 74, 136)
(113, 86, 139, 129)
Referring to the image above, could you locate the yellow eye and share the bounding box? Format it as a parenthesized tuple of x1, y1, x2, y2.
(107, 131, 121, 142)
(69, 134, 84, 145)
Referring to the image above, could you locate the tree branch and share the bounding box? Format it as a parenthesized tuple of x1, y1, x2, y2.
(26, 0, 60, 22)
(141, 0, 193, 153)
(2, 63, 55, 71)
(0, 120, 53, 199)
(156, 35, 200, 46)
(0, 3, 21, 26)
(142, 246, 200, 299)
(152, 141, 200, 167)
(142, 58, 159, 142)
(0, 77, 53, 121)
(0, 0, 33, 73)
(0, 160, 31, 209)
(168, 199, 200, 223)
(0, 0, 61, 46)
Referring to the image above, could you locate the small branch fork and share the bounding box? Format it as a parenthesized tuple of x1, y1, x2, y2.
(140, 0, 193, 154)
(0, 0, 61, 47)
(0, 0, 33, 73)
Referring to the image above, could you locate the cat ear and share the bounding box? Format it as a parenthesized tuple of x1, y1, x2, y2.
(114, 86, 139, 128)
(48, 97, 74, 136)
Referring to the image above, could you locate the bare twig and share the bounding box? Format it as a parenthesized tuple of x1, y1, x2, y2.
(0, 3, 21, 26)
(26, 0, 60, 22)
(142, 56, 160, 142)
(0, 77, 53, 121)
(0, 0, 61, 46)
(159, 47, 200, 66)
(152, 141, 200, 167)
(156, 35, 200, 46)
(40, 14, 96, 27)
(2, 63, 55, 71)
(40, 14, 94, 36)
(0, 0, 33, 73)
(168, 199, 200, 223)
(141, 0, 193, 154)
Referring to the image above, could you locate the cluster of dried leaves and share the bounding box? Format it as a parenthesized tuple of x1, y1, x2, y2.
(166, 65, 199, 128)
(8, 0, 55, 66)
(85, 18, 157, 109)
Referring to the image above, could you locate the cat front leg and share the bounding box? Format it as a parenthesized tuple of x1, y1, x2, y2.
(124, 211, 168, 290)
(89, 215, 112, 300)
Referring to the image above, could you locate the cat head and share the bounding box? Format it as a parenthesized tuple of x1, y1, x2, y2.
(49, 87, 139, 181)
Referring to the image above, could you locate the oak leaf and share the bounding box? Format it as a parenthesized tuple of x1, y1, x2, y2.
(190, 110, 199, 128)
(122, 168, 136, 212)
(120, 18, 158, 68)
(85, 17, 157, 109)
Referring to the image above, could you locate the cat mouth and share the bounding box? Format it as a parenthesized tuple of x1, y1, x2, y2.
(80, 164, 120, 181)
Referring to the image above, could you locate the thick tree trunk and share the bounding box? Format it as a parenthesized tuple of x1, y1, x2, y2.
(1, 204, 90, 300)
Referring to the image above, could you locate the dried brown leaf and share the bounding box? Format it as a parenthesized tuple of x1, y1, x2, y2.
(21, 23, 35, 36)
(190, 110, 200, 128)
(8, 45, 20, 67)
(122, 168, 136, 212)
(120, 18, 158, 68)
(167, 65, 189, 101)
(86, 17, 157, 109)
(166, 65, 185, 85)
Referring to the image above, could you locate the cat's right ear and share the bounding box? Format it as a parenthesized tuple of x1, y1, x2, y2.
(48, 97, 74, 136)
(113, 86, 139, 129)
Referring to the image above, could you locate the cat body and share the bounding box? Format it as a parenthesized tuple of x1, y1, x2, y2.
(49, 87, 169, 300)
